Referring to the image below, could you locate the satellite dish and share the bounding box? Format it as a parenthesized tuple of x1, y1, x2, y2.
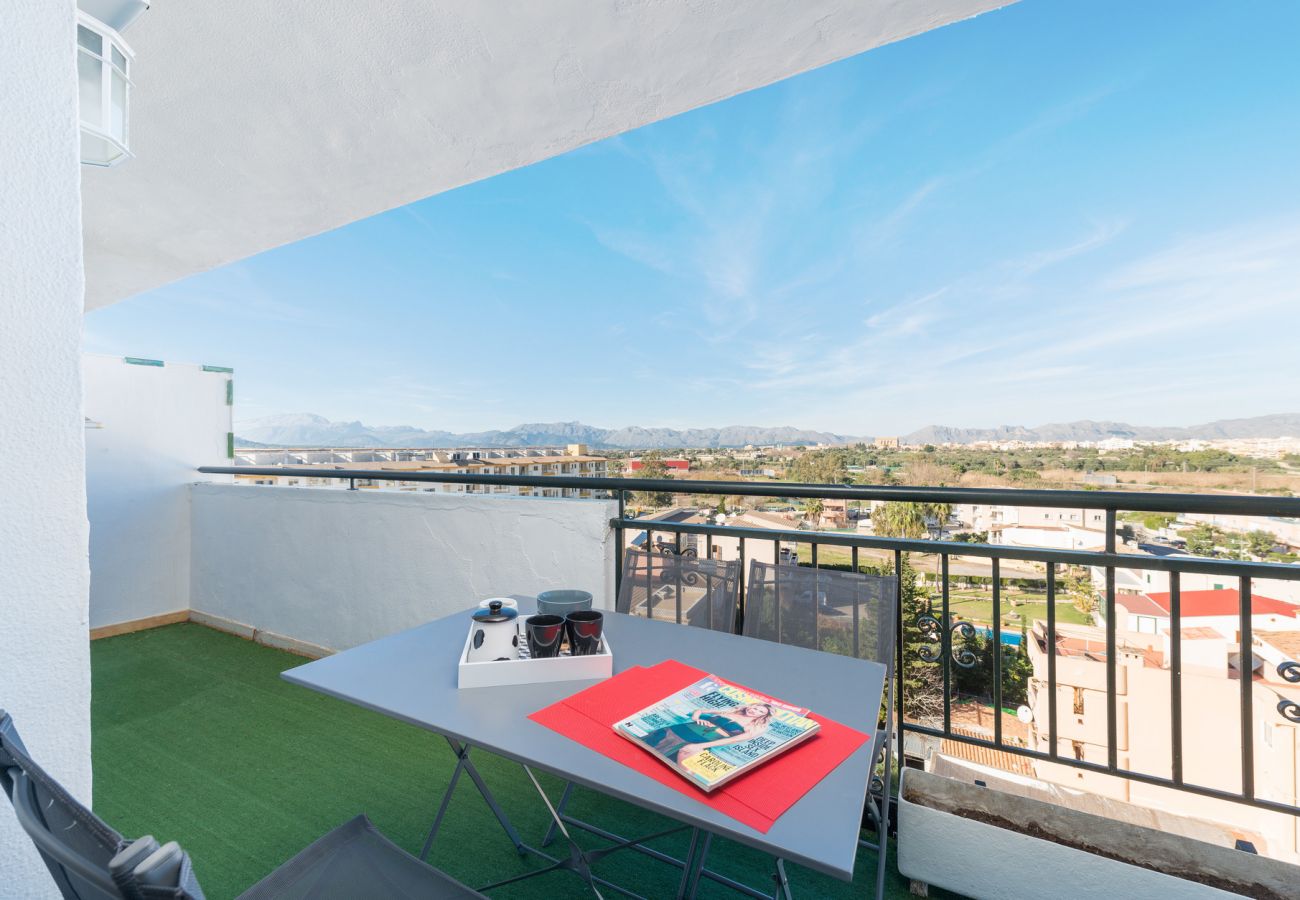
(1016, 705, 1033, 724)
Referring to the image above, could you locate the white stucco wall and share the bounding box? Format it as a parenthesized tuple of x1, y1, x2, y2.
(0, 2, 91, 895)
(190, 485, 617, 652)
(85, 355, 233, 629)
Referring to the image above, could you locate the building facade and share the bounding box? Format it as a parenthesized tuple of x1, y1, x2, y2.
(1024, 619, 1300, 861)
(233, 446, 609, 499)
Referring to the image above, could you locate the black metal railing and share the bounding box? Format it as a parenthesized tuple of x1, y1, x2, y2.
(199, 465, 1300, 820)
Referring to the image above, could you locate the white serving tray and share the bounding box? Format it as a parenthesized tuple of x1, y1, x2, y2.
(457, 614, 613, 689)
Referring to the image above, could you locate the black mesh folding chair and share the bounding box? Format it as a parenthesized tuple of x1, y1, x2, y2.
(0, 709, 485, 900)
(615, 546, 741, 632)
(742, 561, 899, 900)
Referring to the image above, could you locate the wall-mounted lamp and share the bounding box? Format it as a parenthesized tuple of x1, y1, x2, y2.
(77, 0, 148, 167)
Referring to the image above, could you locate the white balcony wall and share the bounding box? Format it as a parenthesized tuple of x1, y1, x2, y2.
(85, 355, 233, 630)
(0, 2, 90, 895)
(190, 485, 617, 653)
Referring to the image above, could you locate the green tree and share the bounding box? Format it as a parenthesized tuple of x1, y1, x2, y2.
(1248, 530, 1279, 558)
(871, 501, 953, 539)
(787, 450, 850, 485)
(892, 554, 945, 725)
(952, 626, 1034, 708)
(804, 497, 824, 526)
(1141, 512, 1177, 532)
(632, 452, 674, 506)
(1061, 568, 1097, 617)
(1184, 523, 1217, 557)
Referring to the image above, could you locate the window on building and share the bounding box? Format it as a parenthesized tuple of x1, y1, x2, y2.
(1071, 740, 1085, 761)
(1073, 687, 1085, 715)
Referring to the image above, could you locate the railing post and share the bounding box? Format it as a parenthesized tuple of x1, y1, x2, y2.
(674, 531, 683, 625)
(992, 557, 1002, 748)
(1239, 576, 1254, 799)
(940, 553, 951, 737)
(645, 523, 653, 619)
(851, 546, 861, 657)
(1046, 563, 1058, 761)
(1104, 508, 1118, 772)
(894, 548, 905, 746)
(737, 537, 747, 635)
(1169, 571, 1183, 785)
(614, 489, 625, 599)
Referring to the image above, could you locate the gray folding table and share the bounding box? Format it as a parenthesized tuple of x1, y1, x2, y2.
(282, 598, 888, 898)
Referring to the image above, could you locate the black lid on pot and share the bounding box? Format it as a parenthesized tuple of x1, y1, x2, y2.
(472, 600, 518, 623)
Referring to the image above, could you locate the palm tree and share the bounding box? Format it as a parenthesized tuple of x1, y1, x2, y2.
(805, 498, 824, 527)
(872, 501, 951, 539)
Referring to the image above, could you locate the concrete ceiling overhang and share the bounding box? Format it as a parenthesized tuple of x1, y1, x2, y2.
(81, 0, 1012, 309)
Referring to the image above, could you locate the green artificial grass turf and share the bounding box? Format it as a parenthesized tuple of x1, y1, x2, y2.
(91, 623, 930, 899)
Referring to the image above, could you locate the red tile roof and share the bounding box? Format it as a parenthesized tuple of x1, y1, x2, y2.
(1128, 589, 1298, 619)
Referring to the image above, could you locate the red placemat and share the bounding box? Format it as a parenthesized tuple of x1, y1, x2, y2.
(528, 659, 871, 833)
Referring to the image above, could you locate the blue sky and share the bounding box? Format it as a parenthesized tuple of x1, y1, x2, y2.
(85, 0, 1300, 436)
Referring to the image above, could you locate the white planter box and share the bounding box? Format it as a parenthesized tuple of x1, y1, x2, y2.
(897, 768, 1290, 899)
(457, 615, 613, 689)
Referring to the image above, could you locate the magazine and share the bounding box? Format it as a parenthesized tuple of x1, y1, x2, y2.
(614, 674, 820, 792)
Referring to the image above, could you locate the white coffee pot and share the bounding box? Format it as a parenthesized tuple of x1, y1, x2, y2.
(467, 599, 520, 662)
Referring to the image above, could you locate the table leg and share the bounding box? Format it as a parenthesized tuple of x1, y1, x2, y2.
(772, 858, 793, 900)
(675, 829, 711, 900)
(421, 737, 526, 861)
(522, 765, 605, 898)
(541, 780, 576, 848)
(422, 742, 805, 900)
(675, 828, 702, 900)
(418, 746, 464, 860)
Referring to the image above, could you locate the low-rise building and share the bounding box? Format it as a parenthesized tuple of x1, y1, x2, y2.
(233, 446, 609, 498)
(1024, 619, 1300, 862)
(1113, 589, 1300, 637)
(628, 457, 690, 472)
(1093, 552, 1300, 606)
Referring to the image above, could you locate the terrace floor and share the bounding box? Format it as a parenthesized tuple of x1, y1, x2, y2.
(91, 623, 946, 899)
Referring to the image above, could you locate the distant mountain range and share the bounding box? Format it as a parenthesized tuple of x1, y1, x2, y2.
(235, 414, 853, 449)
(235, 412, 1300, 450)
(900, 414, 1300, 446)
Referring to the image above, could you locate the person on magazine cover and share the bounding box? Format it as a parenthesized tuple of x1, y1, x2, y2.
(644, 703, 773, 762)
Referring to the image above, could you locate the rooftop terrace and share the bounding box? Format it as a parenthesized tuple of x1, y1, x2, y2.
(91, 623, 936, 899)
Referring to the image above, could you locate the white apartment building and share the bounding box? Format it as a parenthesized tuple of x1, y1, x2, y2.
(233, 446, 610, 499)
(953, 503, 1109, 550)
(954, 504, 1108, 532)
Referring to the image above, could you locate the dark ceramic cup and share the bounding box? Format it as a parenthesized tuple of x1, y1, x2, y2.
(564, 610, 604, 656)
(525, 614, 566, 659)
